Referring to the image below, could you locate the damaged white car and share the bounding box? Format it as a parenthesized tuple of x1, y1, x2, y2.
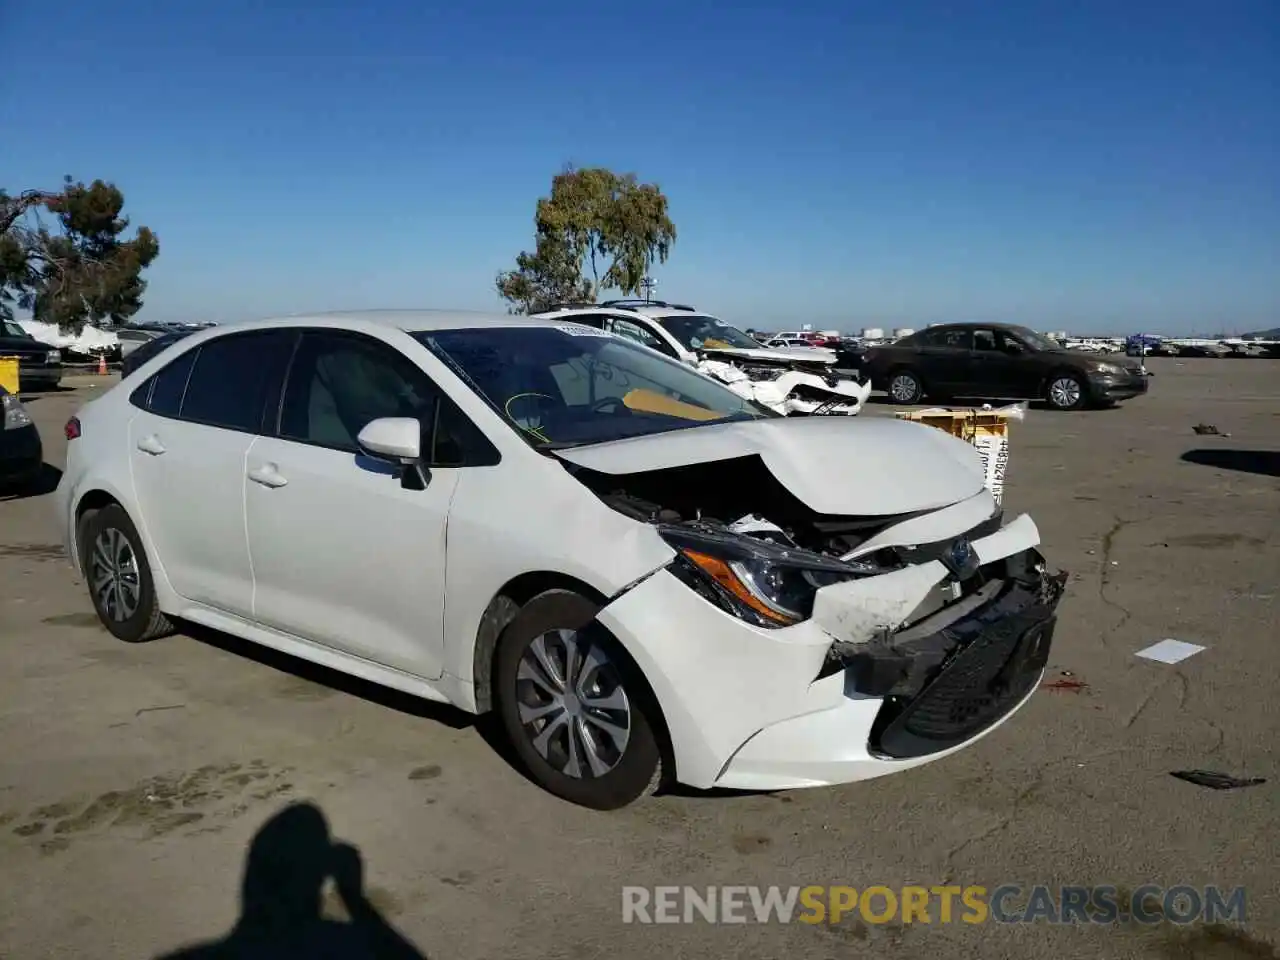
(57, 311, 1064, 810)
(535, 301, 872, 416)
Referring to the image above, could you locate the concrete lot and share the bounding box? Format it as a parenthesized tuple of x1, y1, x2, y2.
(1, 359, 1276, 959)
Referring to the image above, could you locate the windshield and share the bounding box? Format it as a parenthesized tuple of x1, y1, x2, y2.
(1011, 327, 1062, 352)
(2, 320, 32, 339)
(652, 314, 762, 352)
(419, 324, 777, 449)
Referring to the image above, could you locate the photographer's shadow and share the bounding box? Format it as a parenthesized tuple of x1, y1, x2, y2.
(157, 802, 426, 959)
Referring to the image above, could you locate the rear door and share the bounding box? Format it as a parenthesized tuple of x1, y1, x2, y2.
(915, 328, 973, 393)
(128, 329, 295, 617)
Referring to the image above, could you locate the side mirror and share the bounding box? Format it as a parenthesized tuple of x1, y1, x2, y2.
(357, 417, 430, 490)
(1004, 341, 1024, 355)
(357, 417, 421, 462)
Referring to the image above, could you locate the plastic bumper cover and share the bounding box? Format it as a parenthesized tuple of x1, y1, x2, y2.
(597, 512, 1052, 791)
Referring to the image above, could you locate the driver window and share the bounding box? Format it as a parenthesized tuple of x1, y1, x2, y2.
(973, 329, 998, 352)
(280, 331, 440, 455)
(996, 331, 1025, 353)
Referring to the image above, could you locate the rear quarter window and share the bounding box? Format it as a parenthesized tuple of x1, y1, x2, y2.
(131, 347, 197, 416)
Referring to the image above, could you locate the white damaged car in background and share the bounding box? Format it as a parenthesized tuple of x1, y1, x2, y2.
(57, 311, 1065, 810)
(535, 301, 872, 415)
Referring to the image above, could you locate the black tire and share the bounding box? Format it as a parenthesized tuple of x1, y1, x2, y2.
(494, 589, 665, 810)
(886, 367, 925, 405)
(1044, 371, 1088, 411)
(78, 503, 174, 643)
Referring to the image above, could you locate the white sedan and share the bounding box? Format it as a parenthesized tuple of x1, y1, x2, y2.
(55, 311, 1064, 809)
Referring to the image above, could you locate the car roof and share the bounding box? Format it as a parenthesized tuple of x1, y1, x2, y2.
(921, 321, 1032, 333)
(209, 310, 578, 336)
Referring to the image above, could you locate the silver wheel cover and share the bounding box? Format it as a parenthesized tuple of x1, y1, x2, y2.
(90, 528, 141, 622)
(516, 629, 632, 779)
(1049, 377, 1081, 408)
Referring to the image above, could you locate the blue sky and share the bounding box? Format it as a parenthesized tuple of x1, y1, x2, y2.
(1, 0, 1276, 334)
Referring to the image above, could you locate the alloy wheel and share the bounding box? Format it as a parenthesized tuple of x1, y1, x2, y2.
(89, 528, 141, 622)
(1048, 377, 1082, 409)
(515, 629, 632, 779)
(890, 373, 920, 403)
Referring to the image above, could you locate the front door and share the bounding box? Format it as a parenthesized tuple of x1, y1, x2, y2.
(244, 329, 459, 680)
(968, 328, 1038, 398)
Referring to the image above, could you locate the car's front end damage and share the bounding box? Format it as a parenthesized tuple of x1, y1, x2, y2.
(694, 349, 872, 416)
(554, 416, 1066, 791)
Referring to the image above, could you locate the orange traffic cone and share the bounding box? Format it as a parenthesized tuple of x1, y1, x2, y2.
(97, 353, 108, 376)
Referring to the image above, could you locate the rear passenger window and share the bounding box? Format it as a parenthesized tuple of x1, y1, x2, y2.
(179, 332, 295, 432)
(147, 348, 197, 417)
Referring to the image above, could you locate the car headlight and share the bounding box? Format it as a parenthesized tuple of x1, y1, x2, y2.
(2, 392, 33, 431)
(659, 524, 891, 628)
(1094, 362, 1125, 376)
(46, 349, 61, 363)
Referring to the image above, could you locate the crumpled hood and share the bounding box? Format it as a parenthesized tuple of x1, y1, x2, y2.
(553, 416, 987, 515)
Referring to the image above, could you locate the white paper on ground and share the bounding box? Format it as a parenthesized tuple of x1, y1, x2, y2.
(1135, 639, 1206, 664)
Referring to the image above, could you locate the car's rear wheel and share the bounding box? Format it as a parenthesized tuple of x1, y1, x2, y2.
(495, 589, 664, 809)
(887, 368, 925, 404)
(79, 503, 173, 643)
(1045, 372, 1087, 411)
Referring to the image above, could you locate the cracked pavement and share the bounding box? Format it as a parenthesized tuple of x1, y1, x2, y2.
(1, 359, 1277, 960)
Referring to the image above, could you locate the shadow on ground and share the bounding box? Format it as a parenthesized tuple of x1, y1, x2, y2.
(1181, 448, 1280, 478)
(0, 463, 63, 502)
(154, 801, 429, 959)
(178, 622, 528, 782)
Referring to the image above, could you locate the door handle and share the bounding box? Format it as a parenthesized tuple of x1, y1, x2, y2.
(136, 435, 166, 456)
(247, 464, 289, 489)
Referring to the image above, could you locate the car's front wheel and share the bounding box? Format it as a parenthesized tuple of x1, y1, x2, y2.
(78, 503, 174, 643)
(1045, 372, 1088, 411)
(495, 589, 665, 809)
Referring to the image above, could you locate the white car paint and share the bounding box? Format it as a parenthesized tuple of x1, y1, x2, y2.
(56, 310, 1058, 804)
(552, 415, 987, 515)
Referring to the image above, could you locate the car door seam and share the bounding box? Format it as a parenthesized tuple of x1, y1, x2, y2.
(244, 435, 260, 615)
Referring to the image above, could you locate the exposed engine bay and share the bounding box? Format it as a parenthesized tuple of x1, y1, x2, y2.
(696, 352, 871, 416)
(570, 455, 919, 558)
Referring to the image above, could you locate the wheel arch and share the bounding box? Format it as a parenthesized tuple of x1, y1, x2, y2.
(470, 571, 610, 715)
(70, 487, 128, 577)
(470, 570, 676, 785)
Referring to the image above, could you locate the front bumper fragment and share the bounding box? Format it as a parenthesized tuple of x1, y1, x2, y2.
(832, 550, 1067, 759)
(1088, 372, 1148, 402)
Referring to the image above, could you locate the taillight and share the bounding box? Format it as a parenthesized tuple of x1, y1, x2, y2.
(65, 417, 81, 440)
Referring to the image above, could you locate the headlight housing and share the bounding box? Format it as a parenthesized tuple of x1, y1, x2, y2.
(1094, 362, 1126, 376)
(660, 524, 892, 628)
(2, 392, 33, 431)
(46, 349, 61, 364)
